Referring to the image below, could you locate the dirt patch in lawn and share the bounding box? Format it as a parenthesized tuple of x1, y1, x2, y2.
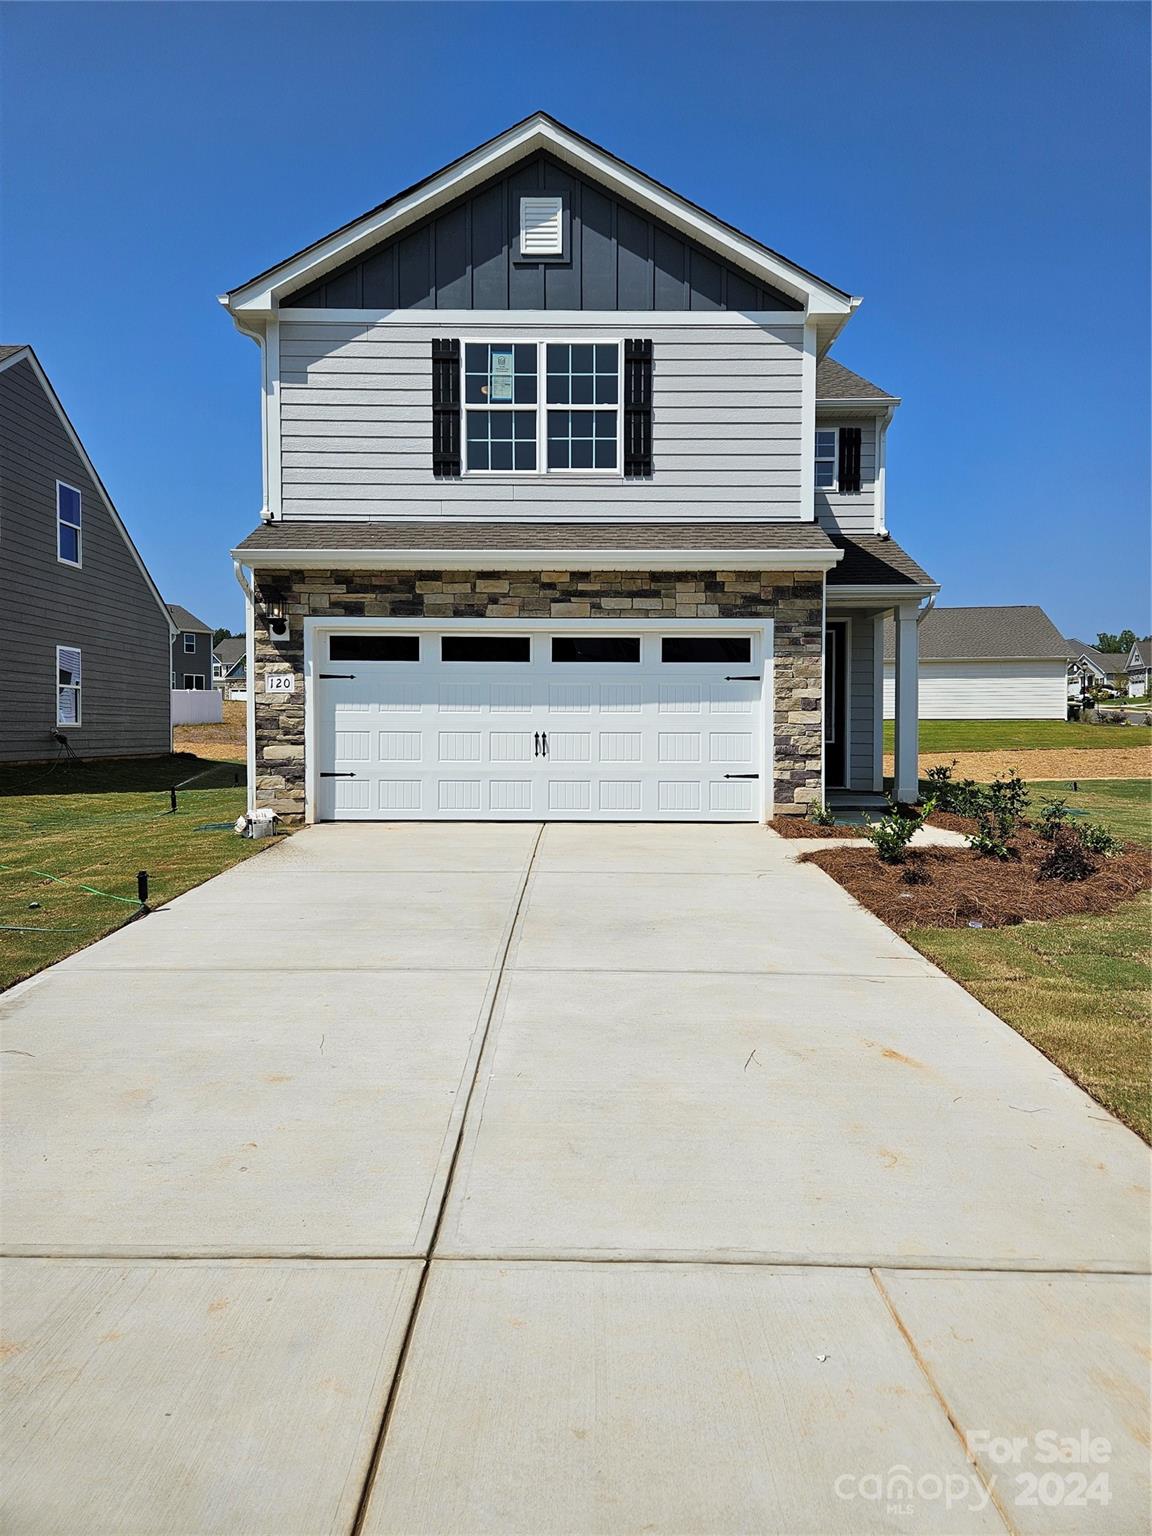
(802, 833, 1150, 932)
(882, 746, 1152, 783)
(173, 700, 245, 762)
(768, 817, 868, 839)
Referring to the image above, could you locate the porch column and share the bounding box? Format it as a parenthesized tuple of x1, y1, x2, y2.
(892, 601, 920, 804)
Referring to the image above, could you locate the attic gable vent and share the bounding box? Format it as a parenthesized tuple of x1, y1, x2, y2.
(519, 195, 565, 257)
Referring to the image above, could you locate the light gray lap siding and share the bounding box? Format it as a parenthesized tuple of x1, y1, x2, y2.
(0, 359, 171, 761)
(277, 317, 805, 520)
(828, 608, 880, 792)
(815, 414, 878, 535)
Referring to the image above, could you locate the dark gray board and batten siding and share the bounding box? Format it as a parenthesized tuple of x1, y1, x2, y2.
(283, 154, 803, 314)
(0, 357, 171, 761)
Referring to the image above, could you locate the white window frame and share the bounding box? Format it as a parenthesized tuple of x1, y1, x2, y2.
(814, 427, 838, 493)
(461, 339, 624, 478)
(183, 632, 196, 653)
(56, 481, 82, 567)
(56, 644, 82, 727)
(182, 673, 206, 690)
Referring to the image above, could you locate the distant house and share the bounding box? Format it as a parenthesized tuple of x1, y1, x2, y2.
(883, 606, 1069, 720)
(168, 605, 213, 690)
(1124, 639, 1150, 698)
(1066, 640, 1128, 697)
(0, 344, 173, 762)
(212, 636, 246, 691)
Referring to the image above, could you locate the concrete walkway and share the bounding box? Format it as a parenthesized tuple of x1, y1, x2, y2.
(1, 823, 1148, 1534)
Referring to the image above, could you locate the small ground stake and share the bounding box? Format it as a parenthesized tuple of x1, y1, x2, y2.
(137, 870, 150, 912)
(169, 786, 178, 814)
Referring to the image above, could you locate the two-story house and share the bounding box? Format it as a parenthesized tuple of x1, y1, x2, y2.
(223, 116, 937, 823)
(167, 605, 214, 691)
(0, 345, 173, 762)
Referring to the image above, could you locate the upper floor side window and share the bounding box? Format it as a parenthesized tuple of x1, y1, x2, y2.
(57, 482, 82, 566)
(814, 426, 863, 496)
(433, 337, 653, 481)
(182, 632, 197, 653)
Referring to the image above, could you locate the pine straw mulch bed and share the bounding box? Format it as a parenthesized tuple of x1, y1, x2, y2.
(801, 831, 1151, 932)
(769, 817, 869, 839)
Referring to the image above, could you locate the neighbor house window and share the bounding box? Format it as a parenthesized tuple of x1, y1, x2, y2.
(182, 674, 205, 690)
(463, 341, 620, 474)
(182, 632, 196, 653)
(57, 483, 82, 565)
(57, 646, 81, 725)
(814, 429, 837, 490)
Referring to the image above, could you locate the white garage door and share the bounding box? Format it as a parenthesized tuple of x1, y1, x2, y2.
(315, 628, 767, 821)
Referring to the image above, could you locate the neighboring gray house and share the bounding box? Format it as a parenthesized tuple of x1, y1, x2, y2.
(223, 114, 937, 823)
(0, 345, 172, 762)
(1123, 639, 1150, 698)
(1066, 640, 1128, 697)
(882, 606, 1069, 720)
(168, 605, 213, 690)
(212, 636, 246, 689)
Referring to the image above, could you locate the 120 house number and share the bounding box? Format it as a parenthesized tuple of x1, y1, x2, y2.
(265, 674, 296, 694)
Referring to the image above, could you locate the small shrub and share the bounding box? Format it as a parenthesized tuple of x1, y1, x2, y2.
(1075, 820, 1121, 856)
(1036, 797, 1071, 840)
(865, 798, 935, 864)
(1037, 829, 1097, 883)
(968, 770, 1030, 859)
(924, 761, 985, 818)
(806, 802, 837, 827)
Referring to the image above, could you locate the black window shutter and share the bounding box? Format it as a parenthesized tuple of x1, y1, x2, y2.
(431, 338, 461, 477)
(624, 338, 653, 478)
(838, 426, 862, 494)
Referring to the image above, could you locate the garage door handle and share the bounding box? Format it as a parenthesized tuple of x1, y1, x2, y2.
(725, 675, 761, 681)
(541, 731, 548, 757)
(320, 772, 357, 778)
(319, 672, 356, 679)
(534, 732, 541, 757)
(724, 774, 759, 780)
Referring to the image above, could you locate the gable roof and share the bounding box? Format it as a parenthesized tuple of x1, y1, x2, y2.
(213, 636, 246, 669)
(816, 357, 897, 404)
(1067, 640, 1129, 674)
(884, 605, 1068, 662)
(0, 345, 174, 636)
(1126, 639, 1151, 669)
(222, 113, 856, 329)
(167, 603, 212, 633)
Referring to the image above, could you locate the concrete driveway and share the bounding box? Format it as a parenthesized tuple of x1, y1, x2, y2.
(2, 823, 1148, 1534)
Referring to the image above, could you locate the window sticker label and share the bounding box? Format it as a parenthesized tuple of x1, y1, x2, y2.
(489, 350, 514, 401)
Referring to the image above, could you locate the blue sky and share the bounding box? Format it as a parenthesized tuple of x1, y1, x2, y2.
(2, 1, 1148, 639)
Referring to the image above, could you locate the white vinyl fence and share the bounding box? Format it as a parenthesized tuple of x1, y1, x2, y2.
(171, 689, 223, 726)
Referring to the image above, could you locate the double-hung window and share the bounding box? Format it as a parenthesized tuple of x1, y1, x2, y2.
(463, 342, 621, 474)
(183, 632, 196, 654)
(814, 429, 837, 490)
(57, 482, 82, 565)
(57, 646, 82, 726)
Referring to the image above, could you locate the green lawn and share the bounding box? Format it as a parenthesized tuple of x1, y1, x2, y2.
(0, 754, 270, 993)
(910, 895, 1151, 1142)
(1024, 778, 1152, 846)
(882, 718, 1152, 752)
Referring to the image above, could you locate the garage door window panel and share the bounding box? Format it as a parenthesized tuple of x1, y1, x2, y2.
(441, 636, 532, 663)
(330, 636, 420, 662)
(662, 637, 753, 664)
(551, 637, 640, 664)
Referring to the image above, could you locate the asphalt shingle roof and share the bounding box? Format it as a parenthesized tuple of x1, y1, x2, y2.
(232, 520, 839, 555)
(0, 344, 30, 363)
(815, 357, 896, 403)
(213, 636, 246, 668)
(167, 603, 212, 633)
(884, 605, 1068, 662)
(825, 534, 932, 587)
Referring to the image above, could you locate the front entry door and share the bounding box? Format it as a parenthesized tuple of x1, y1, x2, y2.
(824, 621, 847, 790)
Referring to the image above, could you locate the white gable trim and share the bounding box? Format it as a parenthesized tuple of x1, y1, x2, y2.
(222, 115, 856, 318)
(0, 347, 175, 636)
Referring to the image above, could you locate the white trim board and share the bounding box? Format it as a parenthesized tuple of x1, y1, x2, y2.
(301, 615, 775, 827)
(232, 545, 844, 573)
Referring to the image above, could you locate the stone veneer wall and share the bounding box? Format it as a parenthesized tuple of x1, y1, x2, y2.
(251, 568, 824, 820)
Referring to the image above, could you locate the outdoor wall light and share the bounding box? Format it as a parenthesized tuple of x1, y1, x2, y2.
(259, 585, 290, 645)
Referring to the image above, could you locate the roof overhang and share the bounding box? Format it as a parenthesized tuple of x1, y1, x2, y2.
(221, 113, 857, 327)
(231, 544, 844, 574)
(828, 583, 940, 603)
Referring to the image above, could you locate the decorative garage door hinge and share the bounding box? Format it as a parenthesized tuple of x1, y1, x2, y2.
(320, 771, 357, 778)
(725, 675, 761, 681)
(723, 774, 759, 780)
(319, 672, 356, 679)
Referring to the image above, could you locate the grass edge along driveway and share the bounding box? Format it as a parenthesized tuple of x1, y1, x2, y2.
(907, 777, 1150, 1142)
(0, 754, 273, 993)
